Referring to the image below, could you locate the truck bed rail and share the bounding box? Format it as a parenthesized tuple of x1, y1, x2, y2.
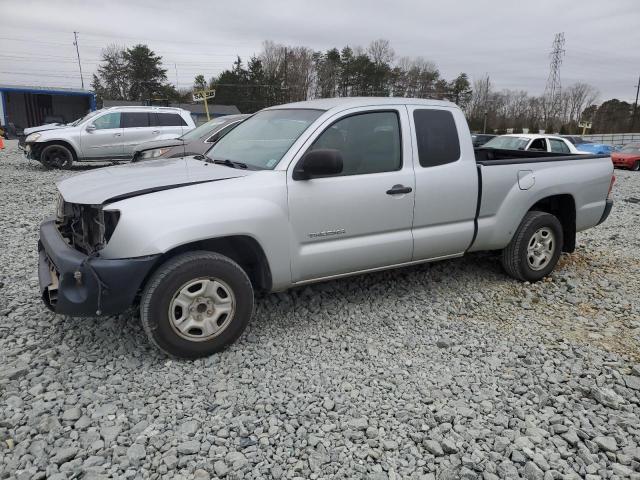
(475, 147, 609, 166)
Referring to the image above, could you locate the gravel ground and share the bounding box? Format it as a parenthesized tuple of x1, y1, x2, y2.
(1, 139, 639, 480)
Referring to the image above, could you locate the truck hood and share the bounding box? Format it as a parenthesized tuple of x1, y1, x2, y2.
(57, 157, 251, 205)
(24, 123, 71, 135)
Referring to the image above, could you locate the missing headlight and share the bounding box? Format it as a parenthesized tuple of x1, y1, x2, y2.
(56, 200, 120, 255)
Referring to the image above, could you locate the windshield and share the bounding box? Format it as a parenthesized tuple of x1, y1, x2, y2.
(181, 118, 233, 142)
(70, 110, 101, 126)
(620, 143, 640, 153)
(206, 109, 323, 169)
(483, 136, 530, 150)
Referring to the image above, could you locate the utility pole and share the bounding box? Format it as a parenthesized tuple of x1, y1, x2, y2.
(631, 75, 640, 132)
(483, 75, 490, 134)
(73, 31, 85, 89)
(283, 47, 288, 103)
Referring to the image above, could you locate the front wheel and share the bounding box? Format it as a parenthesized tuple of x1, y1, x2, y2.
(501, 211, 563, 282)
(39, 143, 74, 169)
(631, 161, 640, 171)
(140, 251, 254, 358)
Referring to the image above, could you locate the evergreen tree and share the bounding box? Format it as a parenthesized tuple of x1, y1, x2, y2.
(123, 44, 167, 102)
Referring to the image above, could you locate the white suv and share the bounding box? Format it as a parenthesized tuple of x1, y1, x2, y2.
(23, 106, 195, 169)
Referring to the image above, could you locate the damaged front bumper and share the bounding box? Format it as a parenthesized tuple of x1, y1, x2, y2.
(38, 217, 159, 316)
(20, 142, 38, 160)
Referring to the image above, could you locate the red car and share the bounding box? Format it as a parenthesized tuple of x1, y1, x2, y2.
(612, 143, 640, 171)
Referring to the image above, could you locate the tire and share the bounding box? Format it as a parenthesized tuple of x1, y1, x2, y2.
(501, 211, 563, 282)
(631, 161, 640, 172)
(39, 143, 74, 169)
(140, 251, 254, 359)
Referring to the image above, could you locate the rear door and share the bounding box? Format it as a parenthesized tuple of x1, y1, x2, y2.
(121, 112, 155, 155)
(79, 111, 124, 159)
(153, 112, 189, 138)
(408, 106, 478, 260)
(549, 138, 571, 154)
(287, 107, 415, 282)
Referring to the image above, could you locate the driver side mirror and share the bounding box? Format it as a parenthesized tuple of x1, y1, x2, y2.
(293, 149, 343, 180)
(86, 124, 96, 133)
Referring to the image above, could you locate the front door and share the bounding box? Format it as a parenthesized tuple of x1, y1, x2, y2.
(527, 137, 548, 152)
(287, 107, 415, 283)
(80, 111, 123, 160)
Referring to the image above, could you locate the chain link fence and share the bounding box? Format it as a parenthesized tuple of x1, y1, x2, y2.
(582, 133, 640, 146)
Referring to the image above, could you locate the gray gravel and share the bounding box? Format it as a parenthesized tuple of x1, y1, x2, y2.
(1, 140, 639, 479)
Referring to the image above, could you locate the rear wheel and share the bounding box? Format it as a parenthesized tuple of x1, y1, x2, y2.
(39, 143, 74, 169)
(631, 161, 640, 171)
(501, 211, 563, 282)
(140, 251, 254, 358)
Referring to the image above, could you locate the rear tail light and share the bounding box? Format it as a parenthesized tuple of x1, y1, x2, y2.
(607, 175, 615, 199)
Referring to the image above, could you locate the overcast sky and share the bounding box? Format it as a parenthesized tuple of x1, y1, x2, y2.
(1, 0, 638, 103)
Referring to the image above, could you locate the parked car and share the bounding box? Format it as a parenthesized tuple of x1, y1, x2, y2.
(483, 134, 588, 154)
(562, 136, 617, 155)
(22, 106, 195, 169)
(471, 133, 496, 147)
(132, 114, 250, 161)
(38, 97, 614, 358)
(611, 143, 640, 171)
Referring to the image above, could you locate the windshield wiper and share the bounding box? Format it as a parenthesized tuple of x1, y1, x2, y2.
(212, 158, 248, 169)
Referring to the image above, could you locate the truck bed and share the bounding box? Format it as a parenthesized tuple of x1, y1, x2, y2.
(469, 148, 613, 253)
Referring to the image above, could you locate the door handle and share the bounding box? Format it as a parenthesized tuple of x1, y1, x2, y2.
(152, 130, 160, 134)
(113, 133, 121, 137)
(386, 184, 412, 195)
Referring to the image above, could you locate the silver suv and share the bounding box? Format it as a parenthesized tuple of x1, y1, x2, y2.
(23, 106, 195, 169)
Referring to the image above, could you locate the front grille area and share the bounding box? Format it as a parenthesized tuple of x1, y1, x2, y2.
(56, 197, 120, 255)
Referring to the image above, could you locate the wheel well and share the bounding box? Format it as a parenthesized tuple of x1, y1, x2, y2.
(34, 140, 78, 161)
(149, 236, 273, 292)
(530, 194, 576, 252)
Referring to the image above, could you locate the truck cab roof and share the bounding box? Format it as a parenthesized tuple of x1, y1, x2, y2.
(266, 97, 457, 112)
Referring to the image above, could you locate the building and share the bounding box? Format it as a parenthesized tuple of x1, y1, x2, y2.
(0, 85, 96, 134)
(102, 100, 241, 125)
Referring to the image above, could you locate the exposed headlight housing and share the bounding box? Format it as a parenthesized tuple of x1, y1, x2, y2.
(56, 197, 121, 255)
(25, 133, 41, 143)
(139, 147, 171, 160)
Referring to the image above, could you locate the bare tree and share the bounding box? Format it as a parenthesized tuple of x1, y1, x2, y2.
(564, 82, 599, 130)
(367, 39, 395, 66)
(260, 40, 285, 79)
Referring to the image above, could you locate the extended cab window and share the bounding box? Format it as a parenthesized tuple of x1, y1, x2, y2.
(413, 109, 460, 167)
(92, 112, 121, 130)
(122, 112, 150, 128)
(154, 113, 187, 127)
(309, 111, 401, 176)
(550, 139, 570, 153)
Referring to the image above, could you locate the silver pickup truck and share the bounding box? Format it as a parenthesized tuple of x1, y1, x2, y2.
(38, 98, 615, 358)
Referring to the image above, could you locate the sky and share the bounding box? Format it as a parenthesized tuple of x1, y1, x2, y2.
(1, 0, 638, 103)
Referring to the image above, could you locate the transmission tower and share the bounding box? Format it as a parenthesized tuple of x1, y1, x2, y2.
(543, 33, 565, 125)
